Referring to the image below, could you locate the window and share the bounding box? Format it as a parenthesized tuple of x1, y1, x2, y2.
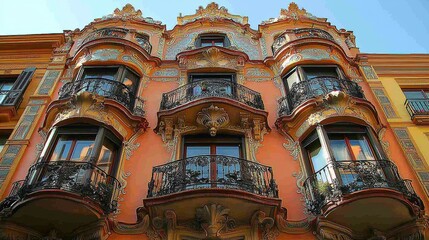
(0, 77, 16, 104)
(195, 33, 230, 48)
(188, 73, 236, 97)
(77, 66, 140, 94)
(403, 89, 429, 116)
(41, 126, 121, 176)
(0, 133, 10, 153)
(183, 135, 243, 189)
(0, 67, 35, 108)
(283, 65, 344, 95)
(302, 124, 384, 185)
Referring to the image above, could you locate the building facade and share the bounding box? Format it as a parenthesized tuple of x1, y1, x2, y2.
(0, 2, 427, 240)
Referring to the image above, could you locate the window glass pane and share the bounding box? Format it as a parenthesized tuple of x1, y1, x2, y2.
(96, 138, 116, 173)
(303, 67, 338, 79)
(1, 83, 13, 91)
(186, 146, 210, 157)
(50, 137, 73, 161)
(328, 134, 352, 161)
(348, 134, 375, 160)
(70, 140, 94, 161)
(122, 69, 139, 91)
(216, 146, 240, 157)
(404, 91, 425, 99)
(81, 68, 118, 80)
(306, 140, 328, 172)
(286, 71, 300, 90)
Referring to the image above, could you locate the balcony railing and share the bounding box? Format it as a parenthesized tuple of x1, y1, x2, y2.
(278, 76, 364, 116)
(303, 160, 423, 214)
(147, 155, 278, 198)
(59, 78, 145, 116)
(159, 79, 264, 110)
(80, 27, 128, 46)
(405, 98, 429, 118)
(272, 28, 335, 54)
(0, 161, 121, 214)
(0, 90, 25, 108)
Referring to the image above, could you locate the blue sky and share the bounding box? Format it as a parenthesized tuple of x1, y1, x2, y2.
(1, 0, 428, 53)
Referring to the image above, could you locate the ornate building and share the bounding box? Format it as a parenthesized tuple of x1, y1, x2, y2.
(0, 2, 427, 240)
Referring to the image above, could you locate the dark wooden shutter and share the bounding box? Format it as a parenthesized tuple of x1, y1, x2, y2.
(3, 67, 36, 107)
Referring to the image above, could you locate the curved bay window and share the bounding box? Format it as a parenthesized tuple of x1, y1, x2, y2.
(26, 125, 121, 212)
(148, 135, 278, 198)
(302, 123, 417, 214)
(278, 65, 363, 115)
(195, 33, 230, 48)
(59, 65, 143, 115)
(78, 65, 140, 97)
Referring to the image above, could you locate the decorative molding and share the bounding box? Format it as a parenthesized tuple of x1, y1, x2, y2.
(262, 2, 325, 24)
(98, 4, 162, 24)
(166, 29, 259, 60)
(295, 93, 375, 139)
(152, 68, 179, 82)
(361, 65, 379, 80)
(251, 211, 275, 240)
(178, 47, 245, 70)
(123, 129, 143, 160)
(36, 70, 61, 95)
(372, 87, 398, 119)
(112, 207, 162, 240)
(245, 68, 272, 82)
(196, 105, 230, 137)
(177, 2, 248, 25)
(195, 203, 236, 239)
(393, 128, 429, 196)
(378, 127, 391, 158)
(276, 208, 313, 234)
(282, 132, 306, 194)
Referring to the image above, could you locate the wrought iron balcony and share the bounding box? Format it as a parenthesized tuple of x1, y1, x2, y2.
(80, 27, 128, 46)
(303, 160, 423, 215)
(405, 98, 429, 118)
(59, 78, 145, 116)
(272, 28, 335, 54)
(278, 76, 364, 116)
(147, 155, 278, 198)
(0, 161, 121, 214)
(159, 79, 264, 110)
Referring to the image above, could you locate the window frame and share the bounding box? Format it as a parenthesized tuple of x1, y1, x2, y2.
(282, 65, 346, 95)
(403, 89, 429, 100)
(41, 126, 122, 177)
(0, 75, 18, 104)
(195, 33, 231, 48)
(302, 123, 387, 176)
(182, 134, 244, 158)
(76, 65, 141, 93)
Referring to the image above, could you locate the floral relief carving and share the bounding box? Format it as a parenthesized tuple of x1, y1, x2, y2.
(179, 47, 244, 70)
(196, 105, 230, 137)
(195, 204, 236, 238)
(262, 2, 324, 24)
(98, 3, 162, 24)
(177, 2, 248, 25)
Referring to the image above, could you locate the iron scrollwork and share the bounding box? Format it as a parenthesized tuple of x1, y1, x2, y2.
(303, 160, 424, 215)
(80, 27, 128, 46)
(147, 155, 278, 198)
(278, 76, 364, 116)
(160, 79, 264, 111)
(59, 77, 145, 116)
(0, 161, 121, 215)
(272, 28, 335, 54)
